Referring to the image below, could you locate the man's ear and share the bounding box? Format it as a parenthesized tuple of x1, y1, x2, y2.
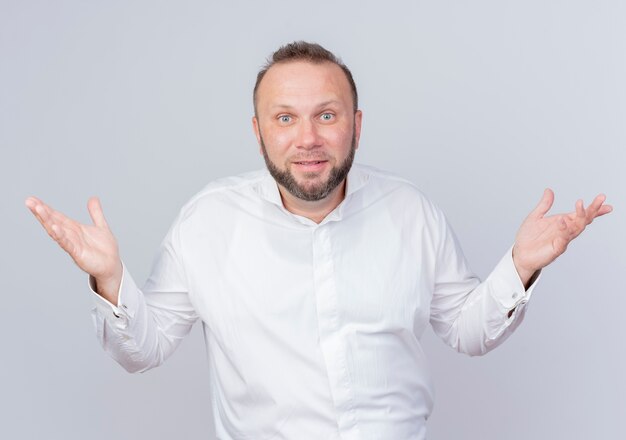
(353, 110, 363, 150)
(252, 115, 263, 155)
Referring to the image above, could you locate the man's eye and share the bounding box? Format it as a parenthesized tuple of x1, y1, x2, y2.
(320, 113, 334, 121)
(279, 115, 292, 123)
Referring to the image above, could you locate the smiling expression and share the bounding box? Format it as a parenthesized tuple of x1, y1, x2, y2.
(253, 60, 362, 202)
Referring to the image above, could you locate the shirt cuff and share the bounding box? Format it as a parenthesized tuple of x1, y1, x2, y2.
(487, 246, 541, 312)
(89, 262, 140, 327)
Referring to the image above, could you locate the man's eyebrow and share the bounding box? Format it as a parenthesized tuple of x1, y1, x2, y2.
(270, 104, 296, 111)
(315, 100, 341, 109)
(269, 100, 342, 111)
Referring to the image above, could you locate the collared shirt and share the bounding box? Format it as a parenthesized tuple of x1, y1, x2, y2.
(91, 164, 537, 440)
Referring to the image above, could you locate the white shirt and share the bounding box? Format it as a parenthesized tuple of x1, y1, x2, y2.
(91, 164, 537, 440)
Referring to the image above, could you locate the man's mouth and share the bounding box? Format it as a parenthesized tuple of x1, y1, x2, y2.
(292, 160, 329, 172)
(294, 160, 327, 165)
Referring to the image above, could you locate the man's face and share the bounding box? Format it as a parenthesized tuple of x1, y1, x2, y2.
(253, 61, 362, 202)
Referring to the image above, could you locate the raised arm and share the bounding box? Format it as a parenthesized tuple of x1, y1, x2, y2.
(430, 190, 612, 356)
(25, 196, 123, 304)
(26, 196, 198, 373)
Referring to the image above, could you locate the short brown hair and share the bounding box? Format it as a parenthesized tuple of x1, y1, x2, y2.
(253, 41, 358, 114)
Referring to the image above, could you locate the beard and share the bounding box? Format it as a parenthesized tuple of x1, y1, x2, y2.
(260, 132, 357, 202)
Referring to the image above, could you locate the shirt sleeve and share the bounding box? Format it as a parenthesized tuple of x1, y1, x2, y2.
(90, 218, 198, 373)
(429, 212, 540, 356)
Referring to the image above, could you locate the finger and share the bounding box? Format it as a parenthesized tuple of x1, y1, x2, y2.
(26, 198, 82, 244)
(39, 205, 74, 243)
(575, 199, 585, 218)
(595, 204, 613, 217)
(25, 199, 44, 225)
(51, 224, 78, 256)
(28, 201, 58, 237)
(25, 195, 53, 213)
(87, 197, 109, 229)
(25, 196, 39, 211)
(25, 196, 47, 222)
(34, 201, 76, 230)
(585, 194, 607, 217)
(530, 188, 554, 219)
(25, 197, 58, 225)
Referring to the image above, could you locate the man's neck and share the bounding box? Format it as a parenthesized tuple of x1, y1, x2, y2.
(278, 180, 346, 224)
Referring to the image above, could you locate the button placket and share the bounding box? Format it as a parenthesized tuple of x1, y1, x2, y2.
(312, 225, 360, 439)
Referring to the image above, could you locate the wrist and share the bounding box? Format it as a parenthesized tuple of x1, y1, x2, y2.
(94, 261, 123, 305)
(512, 246, 538, 289)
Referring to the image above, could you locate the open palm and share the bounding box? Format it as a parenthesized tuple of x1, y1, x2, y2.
(513, 189, 612, 284)
(25, 196, 122, 303)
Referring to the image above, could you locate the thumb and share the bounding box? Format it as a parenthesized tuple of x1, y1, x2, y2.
(530, 188, 554, 219)
(87, 197, 109, 228)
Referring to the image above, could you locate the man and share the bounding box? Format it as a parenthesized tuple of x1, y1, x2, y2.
(25, 42, 612, 440)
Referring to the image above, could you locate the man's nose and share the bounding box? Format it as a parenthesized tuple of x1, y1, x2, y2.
(295, 119, 322, 150)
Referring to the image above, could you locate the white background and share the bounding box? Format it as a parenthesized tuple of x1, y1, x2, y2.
(2, 1, 624, 438)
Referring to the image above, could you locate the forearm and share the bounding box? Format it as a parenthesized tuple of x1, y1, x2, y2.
(90, 264, 197, 373)
(431, 248, 539, 356)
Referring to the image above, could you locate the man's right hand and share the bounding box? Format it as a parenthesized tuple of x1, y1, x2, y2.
(25, 196, 123, 305)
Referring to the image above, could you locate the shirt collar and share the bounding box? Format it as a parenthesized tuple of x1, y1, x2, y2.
(256, 163, 370, 220)
(257, 169, 284, 208)
(344, 163, 370, 198)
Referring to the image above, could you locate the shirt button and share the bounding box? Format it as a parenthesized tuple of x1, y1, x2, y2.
(512, 292, 519, 299)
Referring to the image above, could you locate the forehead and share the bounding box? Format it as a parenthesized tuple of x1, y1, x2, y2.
(256, 61, 352, 109)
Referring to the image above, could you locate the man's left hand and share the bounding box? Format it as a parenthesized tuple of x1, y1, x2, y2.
(512, 189, 613, 287)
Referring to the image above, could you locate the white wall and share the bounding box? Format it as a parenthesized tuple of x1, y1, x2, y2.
(2, 1, 624, 438)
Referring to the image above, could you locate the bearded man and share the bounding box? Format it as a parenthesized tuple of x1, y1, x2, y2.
(26, 41, 612, 440)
